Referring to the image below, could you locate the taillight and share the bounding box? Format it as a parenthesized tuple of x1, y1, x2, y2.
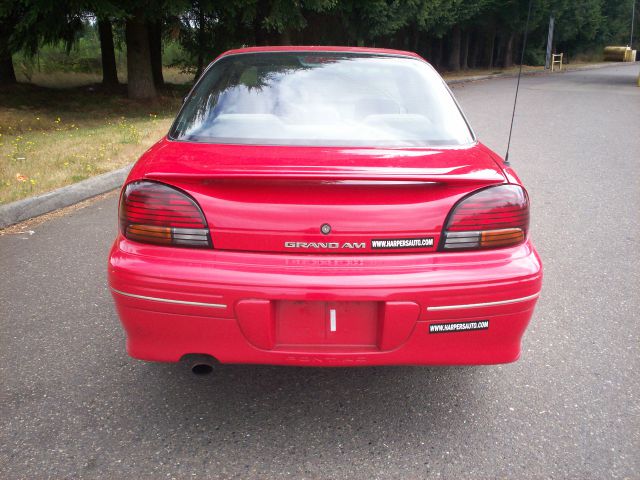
(441, 184, 529, 250)
(119, 181, 211, 248)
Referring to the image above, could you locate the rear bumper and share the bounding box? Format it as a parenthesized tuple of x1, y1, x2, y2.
(108, 236, 542, 366)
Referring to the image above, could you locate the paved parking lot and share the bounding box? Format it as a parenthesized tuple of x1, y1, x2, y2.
(1, 64, 639, 479)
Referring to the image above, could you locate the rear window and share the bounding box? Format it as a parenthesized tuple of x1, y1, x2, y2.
(170, 52, 474, 148)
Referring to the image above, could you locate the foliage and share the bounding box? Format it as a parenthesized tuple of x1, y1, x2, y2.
(12, 21, 189, 75)
(1, 0, 638, 80)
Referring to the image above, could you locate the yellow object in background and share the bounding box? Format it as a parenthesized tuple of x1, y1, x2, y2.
(604, 46, 637, 62)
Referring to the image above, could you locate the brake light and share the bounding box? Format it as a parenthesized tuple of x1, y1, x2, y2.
(441, 184, 529, 250)
(119, 181, 211, 248)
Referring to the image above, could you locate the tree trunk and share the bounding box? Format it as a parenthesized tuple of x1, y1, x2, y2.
(148, 20, 164, 87)
(125, 10, 156, 100)
(432, 37, 444, 69)
(447, 25, 461, 71)
(196, 1, 205, 78)
(254, 25, 268, 46)
(461, 29, 470, 70)
(411, 23, 420, 52)
(280, 29, 292, 45)
(253, 0, 270, 46)
(503, 32, 515, 68)
(0, 52, 16, 85)
(422, 37, 433, 64)
(470, 31, 481, 68)
(98, 19, 118, 87)
(487, 31, 496, 69)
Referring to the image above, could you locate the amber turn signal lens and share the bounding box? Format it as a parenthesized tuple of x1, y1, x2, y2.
(126, 225, 173, 245)
(480, 228, 524, 248)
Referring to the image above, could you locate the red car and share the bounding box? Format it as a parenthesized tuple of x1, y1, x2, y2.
(108, 46, 542, 370)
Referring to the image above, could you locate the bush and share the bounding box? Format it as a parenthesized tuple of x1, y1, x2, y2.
(524, 47, 546, 66)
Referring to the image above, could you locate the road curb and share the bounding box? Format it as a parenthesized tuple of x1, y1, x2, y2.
(444, 62, 629, 85)
(446, 69, 550, 85)
(0, 165, 131, 228)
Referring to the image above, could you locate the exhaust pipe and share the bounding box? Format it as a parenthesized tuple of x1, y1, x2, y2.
(181, 354, 217, 375)
(191, 363, 213, 375)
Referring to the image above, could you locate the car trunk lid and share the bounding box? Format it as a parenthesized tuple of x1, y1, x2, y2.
(140, 140, 506, 254)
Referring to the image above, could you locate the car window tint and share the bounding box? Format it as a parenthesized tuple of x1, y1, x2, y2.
(170, 52, 474, 147)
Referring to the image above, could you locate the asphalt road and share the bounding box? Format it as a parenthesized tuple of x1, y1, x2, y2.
(1, 64, 639, 479)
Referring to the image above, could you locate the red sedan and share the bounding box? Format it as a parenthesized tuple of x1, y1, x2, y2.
(108, 46, 542, 369)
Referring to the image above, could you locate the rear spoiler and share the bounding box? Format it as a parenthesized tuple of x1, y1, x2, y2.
(145, 167, 505, 185)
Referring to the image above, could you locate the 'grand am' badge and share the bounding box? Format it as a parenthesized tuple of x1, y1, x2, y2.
(284, 242, 365, 249)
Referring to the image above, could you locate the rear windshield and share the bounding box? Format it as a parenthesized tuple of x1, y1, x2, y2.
(170, 52, 474, 147)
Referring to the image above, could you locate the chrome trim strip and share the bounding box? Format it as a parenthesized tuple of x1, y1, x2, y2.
(110, 288, 227, 309)
(427, 292, 540, 311)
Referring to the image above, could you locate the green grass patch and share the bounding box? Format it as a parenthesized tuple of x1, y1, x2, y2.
(0, 80, 190, 205)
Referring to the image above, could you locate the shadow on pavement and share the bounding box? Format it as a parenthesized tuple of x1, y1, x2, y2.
(121, 361, 484, 446)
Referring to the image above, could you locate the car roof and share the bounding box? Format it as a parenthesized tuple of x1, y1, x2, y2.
(215, 46, 424, 62)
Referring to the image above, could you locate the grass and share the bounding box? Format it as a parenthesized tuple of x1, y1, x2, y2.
(13, 66, 193, 88)
(0, 77, 190, 205)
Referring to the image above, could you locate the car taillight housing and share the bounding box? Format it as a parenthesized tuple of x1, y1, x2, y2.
(119, 181, 212, 248)
(441, 184, 529, 250)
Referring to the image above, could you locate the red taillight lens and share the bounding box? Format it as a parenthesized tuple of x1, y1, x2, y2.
(119, 181, 211, 248)
(441, 184, 529, 250)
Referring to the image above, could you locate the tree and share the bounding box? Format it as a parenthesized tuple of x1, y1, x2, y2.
(4, 0, 636, 90)
(338, 0, 406, 46)
(0, 0, 83, 84)
(148, 19, 164, 87)
(125, 7, 156, 99)
(106, 0, 176, 99)
(0, 13, 18, 84)
(254, 0, 337, 44)
(176, 1, 253, 78)
(0, 0, 21, 83)
(97, 17, 119, 86)
(448, 24, 462, 70)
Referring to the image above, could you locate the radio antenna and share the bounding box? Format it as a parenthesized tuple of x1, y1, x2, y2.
(504, 0, 534, 164)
